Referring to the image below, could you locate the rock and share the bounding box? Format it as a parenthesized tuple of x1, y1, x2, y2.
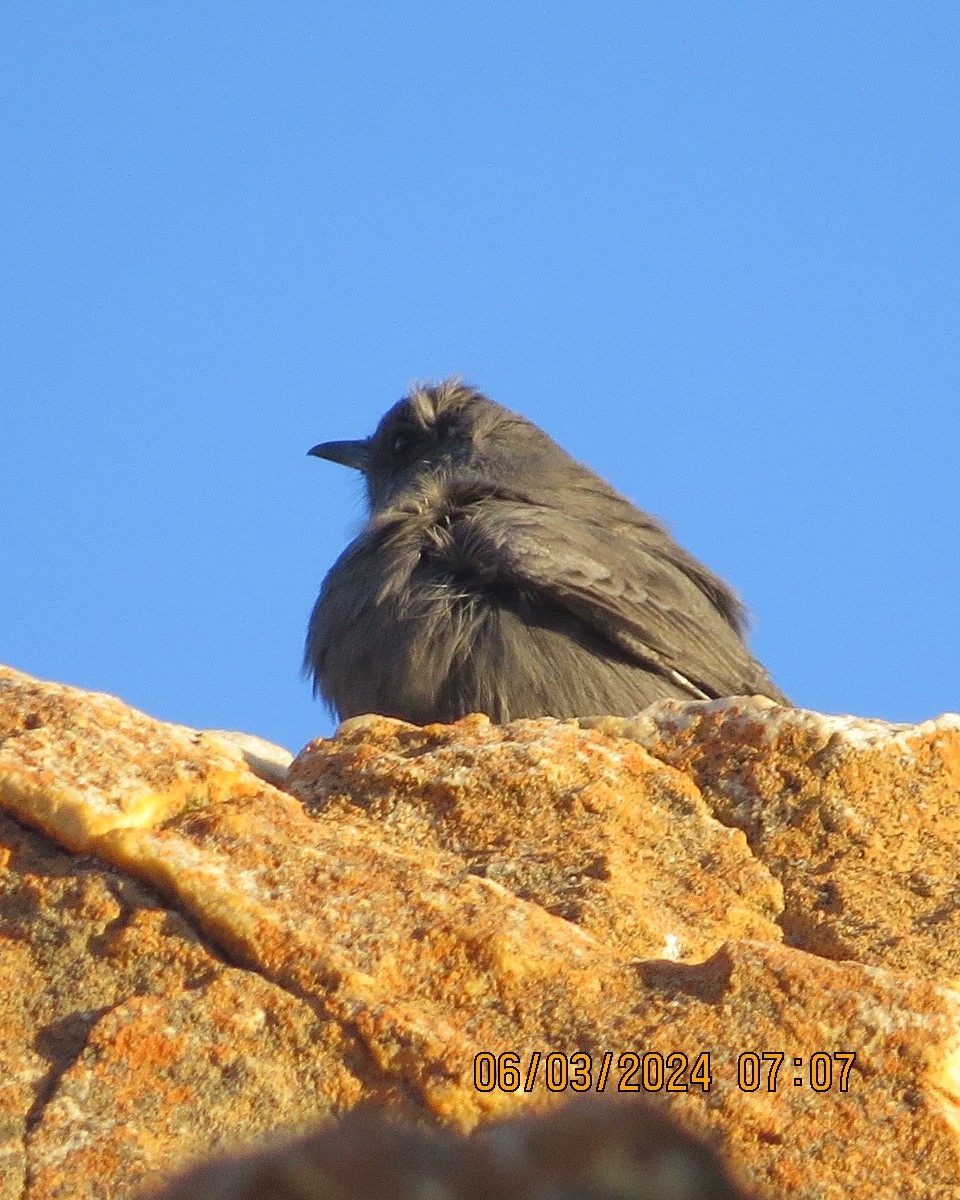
(1, 663, 960, 1198)
(289, 710, 785, 964)
(151, 1098, 753, 1200)
(584, 700, 960, 976)
(205, 731, 294, 788)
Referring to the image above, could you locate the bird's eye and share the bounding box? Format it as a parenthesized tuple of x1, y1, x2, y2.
(391, 429, 415, 457)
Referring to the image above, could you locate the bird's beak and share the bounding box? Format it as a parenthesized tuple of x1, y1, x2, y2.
(307, 439, 370, 472)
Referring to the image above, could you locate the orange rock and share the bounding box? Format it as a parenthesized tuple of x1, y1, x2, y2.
(587, 699, 960, 976)
(2, 664, 960, 1198)
(0, 666, 262, 848)
(288, 711, 784, 962)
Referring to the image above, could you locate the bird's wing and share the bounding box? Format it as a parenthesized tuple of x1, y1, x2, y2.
(456, 496, 787, 702)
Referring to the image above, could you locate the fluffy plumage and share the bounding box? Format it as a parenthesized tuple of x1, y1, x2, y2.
(305, 379, 788, 724)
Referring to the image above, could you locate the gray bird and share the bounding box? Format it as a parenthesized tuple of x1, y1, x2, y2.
(305, 379, 788, 724)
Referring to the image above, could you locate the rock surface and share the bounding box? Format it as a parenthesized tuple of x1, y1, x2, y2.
(1, 663, 960, 1198)
(153, 1098, 752, 1200)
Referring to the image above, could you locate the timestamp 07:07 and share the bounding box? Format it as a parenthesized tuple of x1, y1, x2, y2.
(473, 1050, 857, 1094)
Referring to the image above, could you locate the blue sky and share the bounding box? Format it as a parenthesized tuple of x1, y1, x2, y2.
(3, 4, 958, 752)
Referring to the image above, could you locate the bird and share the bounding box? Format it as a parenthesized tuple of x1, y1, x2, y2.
(304, 379, 788, 725)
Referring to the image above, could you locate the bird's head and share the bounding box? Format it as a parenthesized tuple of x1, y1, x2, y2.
(308, 379, 559, 513)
